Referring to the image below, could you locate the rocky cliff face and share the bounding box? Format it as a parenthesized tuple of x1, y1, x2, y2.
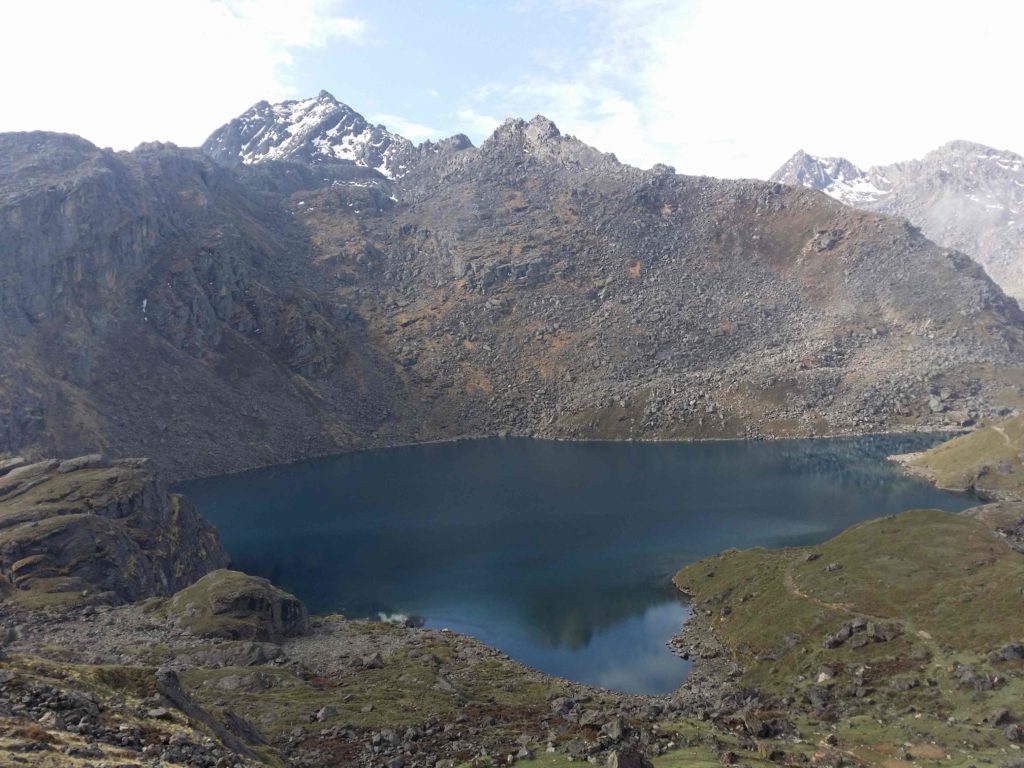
(772, 142, 1024, 303)
(2, 98, 1024, 479)
(0, 455, 228, 606)
(0, 130, 408, 476)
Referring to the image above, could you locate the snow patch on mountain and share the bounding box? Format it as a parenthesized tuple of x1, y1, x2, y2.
(202, 91, 414, 178)
(769, 150, 891, 205)
(771, 142, 1024, 304)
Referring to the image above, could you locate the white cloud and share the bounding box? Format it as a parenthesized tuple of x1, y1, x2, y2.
(456, 107, 504, 138)
(465, 0, 1024, 178)
(6, 0, 1019, 178)
(371, 113, 442, 143)
(0, 0, 364, 149)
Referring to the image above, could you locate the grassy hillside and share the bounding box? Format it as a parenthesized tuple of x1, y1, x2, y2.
(675, 506, 1024, 766)
(897, 414, 1024, 499)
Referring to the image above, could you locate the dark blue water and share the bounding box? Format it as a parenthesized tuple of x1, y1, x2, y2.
(177, 435, 972, 694)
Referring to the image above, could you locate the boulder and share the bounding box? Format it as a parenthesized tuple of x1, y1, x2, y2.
(607, 748, 654, 768)
(990, 709, 1013, 727)
(314, 706, 337, 722)
(601, 717, 625, 742)
(992, 644, 1024, 662)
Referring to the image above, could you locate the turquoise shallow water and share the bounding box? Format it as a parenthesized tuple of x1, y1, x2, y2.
(177, 434, 972, 694)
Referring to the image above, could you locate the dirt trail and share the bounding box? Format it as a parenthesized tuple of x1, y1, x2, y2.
(993, 424, 1014, 448)
(783, 558, 947, 662)
(782, 566, 857, 614)
(782, 564, 886, 621)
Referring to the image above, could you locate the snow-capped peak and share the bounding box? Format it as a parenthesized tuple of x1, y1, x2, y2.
(771, 141, 1024, 305)
(770, 150, 891, 205)
(202, 91, 414, 179)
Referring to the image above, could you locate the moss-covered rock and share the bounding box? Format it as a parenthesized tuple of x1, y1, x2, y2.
(163, 569, 308, 642)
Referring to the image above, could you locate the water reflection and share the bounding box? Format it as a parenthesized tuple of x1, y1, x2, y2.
(178, 434, 971, 694)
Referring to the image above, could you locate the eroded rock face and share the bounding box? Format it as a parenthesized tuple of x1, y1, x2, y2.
(0, 456, 228, 606)
(162, 569, 308, 642)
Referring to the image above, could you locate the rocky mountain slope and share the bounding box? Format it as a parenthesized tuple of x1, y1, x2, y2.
(772, 142, 1024, 303)
(0, 130, 410, 477)
(3, 97, 1024, 479)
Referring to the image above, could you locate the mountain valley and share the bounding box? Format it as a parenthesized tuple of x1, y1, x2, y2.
(3, 90, 1024, 768)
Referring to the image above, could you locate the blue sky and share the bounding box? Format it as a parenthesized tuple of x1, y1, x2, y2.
(1, 0, 1021, 178)
(289, 2, 605, 141)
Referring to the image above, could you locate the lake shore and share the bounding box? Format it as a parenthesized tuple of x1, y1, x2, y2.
(179, 433, 972, 695)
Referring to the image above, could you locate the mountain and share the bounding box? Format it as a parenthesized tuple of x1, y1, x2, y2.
(201, 90, 417, 178)
(772, 141, 1024, 303)
(0, 130, 409, 477)
(2, 96, 1024, 479)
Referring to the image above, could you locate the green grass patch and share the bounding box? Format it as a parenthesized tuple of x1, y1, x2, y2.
(907, 414, 1024, 497)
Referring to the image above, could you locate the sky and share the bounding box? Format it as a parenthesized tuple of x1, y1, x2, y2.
(0, 0, 1021, 179)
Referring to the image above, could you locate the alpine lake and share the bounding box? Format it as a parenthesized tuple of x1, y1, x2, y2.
(177, 434, 972, 695)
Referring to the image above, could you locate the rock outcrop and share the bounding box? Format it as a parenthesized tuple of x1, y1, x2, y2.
(0, 455, 228, 606)
(963, 500, 1024, 551)
(162, 568, 308, 642)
